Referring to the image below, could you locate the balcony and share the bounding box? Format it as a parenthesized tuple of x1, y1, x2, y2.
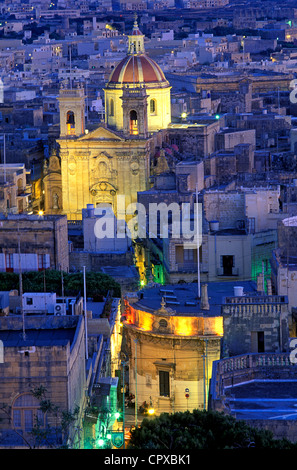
(175, 262, 198, 273)
(216, 267, 239, 276)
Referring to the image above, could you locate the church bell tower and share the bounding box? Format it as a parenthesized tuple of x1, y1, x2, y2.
(121, 85, 149, 138)
(58, 82, 86, 137)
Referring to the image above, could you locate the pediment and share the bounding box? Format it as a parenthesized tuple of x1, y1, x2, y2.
(79, 125, 124, 141)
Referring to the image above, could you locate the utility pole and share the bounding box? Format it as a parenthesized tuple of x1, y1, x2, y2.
(18, 223, 25, 340)
(196, 183, 200, 298)
(69, 44, 72, 90)
(134, 338, 138, 427)
(3, 133, 6, 186)
(202, 351, 206, 410)
(122, 359, 126, 449)
(83, 266, 88, 360)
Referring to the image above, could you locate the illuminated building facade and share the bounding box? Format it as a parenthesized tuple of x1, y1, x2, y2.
(122, 284, 223, 414)
(44, 18, 171, 220)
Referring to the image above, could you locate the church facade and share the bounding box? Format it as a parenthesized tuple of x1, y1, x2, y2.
(43, 18, 171, 221)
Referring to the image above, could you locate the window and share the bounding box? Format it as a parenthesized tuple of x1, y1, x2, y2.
(109, 99, 114, 116)
(26, 298, 33, 305)
(12, 394, 45, 432)
(38, 254, 47, 271)
(159, 319, 168, 328)
(150, 99, 156, 115)
(220, 255, 234, 276)
(159, 370, 170, 397)
(129, 110, 138, 135)
(251, 331, 265, 353)
(5, 253, 13, 272)
(66, 110, 75, 135)
(184, 249, 194, 262)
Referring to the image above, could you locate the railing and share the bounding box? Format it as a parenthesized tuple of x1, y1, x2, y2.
(225, 295, 287, 304)
(175, 262, 198, 272)
(216, 267, 239, 276)
(218, 353, 292, 375)
(222, 304, 285, 315)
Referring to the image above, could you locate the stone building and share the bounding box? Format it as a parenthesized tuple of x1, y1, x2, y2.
(0, 213, 69, 272)
(271, 217, 297, 333)
(221, 289, 290, 356)
(68, 204, 135, 277)
(122, 283, 223, 414)
(0, 315, 87, 448)
(0, 164, 31, 215)
(203, 186, 286, 284)
(44, 18, 172, 221)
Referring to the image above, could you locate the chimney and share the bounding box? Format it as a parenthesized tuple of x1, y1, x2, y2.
(200, 284, 210, 310)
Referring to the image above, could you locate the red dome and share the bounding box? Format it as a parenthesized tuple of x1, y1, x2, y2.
(108, 54, 169, 87)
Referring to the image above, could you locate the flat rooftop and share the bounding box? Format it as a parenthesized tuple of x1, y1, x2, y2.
(131, 280, 257, 316)
(0, 328, 76, 347)
(0, 315, 80, 348)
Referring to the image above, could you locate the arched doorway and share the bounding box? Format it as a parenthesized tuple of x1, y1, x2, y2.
(66, 111, 75, 135)
(129, 110, 138, 135)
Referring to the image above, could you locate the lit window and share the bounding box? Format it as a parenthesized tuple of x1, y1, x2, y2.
(109, 99, 114, 116)
(129, 110, 138, 135)
(150, 99, 156, 115)
(66, 111, 75, 135)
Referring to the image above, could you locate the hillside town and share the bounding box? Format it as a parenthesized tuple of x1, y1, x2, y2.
(1, 0, 297, 450)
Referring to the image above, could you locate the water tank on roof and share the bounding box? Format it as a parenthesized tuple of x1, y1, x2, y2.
(209, 220, 219, 232)
(234, 286, 244, 297)
(87, 203, 94, 217)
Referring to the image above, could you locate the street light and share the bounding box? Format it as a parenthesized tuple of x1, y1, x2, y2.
(97, 438, 104, 447)
(148, 396, 155, 416)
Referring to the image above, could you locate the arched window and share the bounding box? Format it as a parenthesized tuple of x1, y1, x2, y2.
(12, 393, 45, 432)
(66, 111, 75, 135)
(159, 319, 168, 328)
(150, 99, 156, 115)
(129, 110, 138, 135)
(109, 99, 114, 117)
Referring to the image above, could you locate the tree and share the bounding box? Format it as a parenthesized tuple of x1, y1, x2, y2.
(0, 270, 121, 298)
(0, 386, 81, 449)
(30, 385, 80, 448)
(128, 410, 297, 450)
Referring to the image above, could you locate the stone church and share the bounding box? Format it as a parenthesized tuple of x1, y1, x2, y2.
(43, 18, 172, 221)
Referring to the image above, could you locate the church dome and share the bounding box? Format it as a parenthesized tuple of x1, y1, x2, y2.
(108, 54, 169, 88)
(104, 16, 171, 134)
(106, 17, 170, 89)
